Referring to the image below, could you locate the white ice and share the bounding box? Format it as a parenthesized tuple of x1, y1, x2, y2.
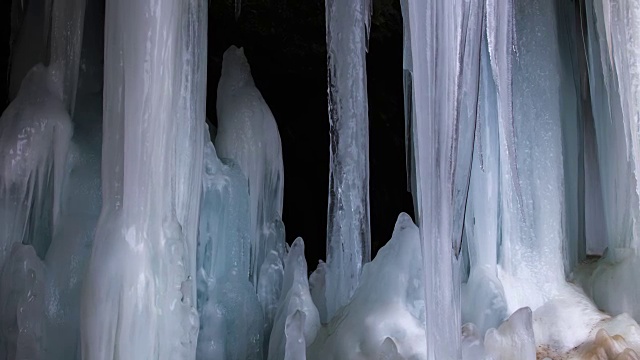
(80, 0, 206, 359)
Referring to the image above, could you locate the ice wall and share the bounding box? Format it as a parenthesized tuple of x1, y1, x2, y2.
(215, 46, 285, 289)
(324, 0, 372, 321)
(402, 0, 483, 358)
(80, 0, 207, 358)
(577, 0, 640, 321)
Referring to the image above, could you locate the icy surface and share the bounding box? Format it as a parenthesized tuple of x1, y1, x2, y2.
(324, 0, 372, 321)
(80, 0, 206, 358)
(215, 46, 285, 288)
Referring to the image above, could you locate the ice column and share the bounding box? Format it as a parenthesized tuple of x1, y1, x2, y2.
(324, 0, 372, 320)
(80, 0, 206, 358)
(402, 0, 483, 358)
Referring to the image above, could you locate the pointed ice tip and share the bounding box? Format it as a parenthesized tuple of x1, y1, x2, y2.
(394, 212, 416, 232)
(291, 237, 305, 250)
(222, 45, 248, 63)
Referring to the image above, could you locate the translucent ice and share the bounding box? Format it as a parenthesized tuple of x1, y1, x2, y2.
(215, 45, 285, 288)
(196, 137, 265, 360)
(324, 0, 372, 321)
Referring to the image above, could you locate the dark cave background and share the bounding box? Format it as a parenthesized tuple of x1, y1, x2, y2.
(0, 0, 414, 269)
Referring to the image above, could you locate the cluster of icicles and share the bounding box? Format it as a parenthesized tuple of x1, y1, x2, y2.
(2, 0, 640, 359)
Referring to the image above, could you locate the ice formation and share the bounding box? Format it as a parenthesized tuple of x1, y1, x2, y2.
(4, 0, 640, 359)
(215, 45, 286, 289)
(80, 0, 206, 358)
(324, 0, 372, 321)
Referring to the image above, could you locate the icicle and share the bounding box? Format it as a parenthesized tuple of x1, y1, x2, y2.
(80, 0, 206, 358)
(235, 0, 241, 20)
(324, 0, 372, 321)
(401, 0, 483, 358)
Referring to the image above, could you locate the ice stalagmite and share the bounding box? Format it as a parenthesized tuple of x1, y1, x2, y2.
(324, 0, 372, 321)
(215, 46, 286, 290)
(308, 214, 426, 360)
(80, 0, 206, 358)
(268, 238, 320, 360)
(402, 0, 483, 358)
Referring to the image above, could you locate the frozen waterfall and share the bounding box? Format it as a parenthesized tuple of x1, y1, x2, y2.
(3, 0, 640, 359)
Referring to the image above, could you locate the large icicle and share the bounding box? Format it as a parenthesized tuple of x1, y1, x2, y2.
(80, 0, 206, 358)
(324, 0, 372, 321)
(402, 0, 483, 358)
